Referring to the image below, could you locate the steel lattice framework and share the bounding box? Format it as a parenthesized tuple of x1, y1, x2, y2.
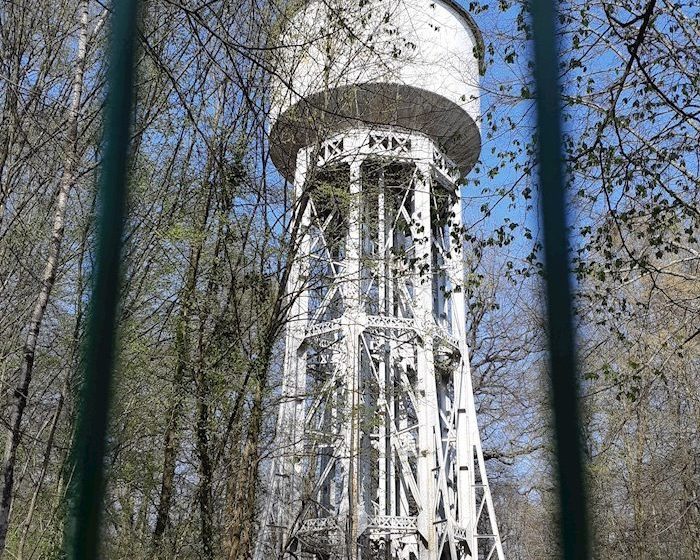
(256, 128, 505, 560)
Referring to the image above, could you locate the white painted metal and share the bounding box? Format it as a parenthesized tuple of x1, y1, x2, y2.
(270, 0, 481, 121)
(267, 0, 483, 180)
(257, 3, 503, 558)
(255, 130, 505, 560)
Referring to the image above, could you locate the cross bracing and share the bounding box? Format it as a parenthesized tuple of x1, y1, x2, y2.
(256, 129, 504, 560)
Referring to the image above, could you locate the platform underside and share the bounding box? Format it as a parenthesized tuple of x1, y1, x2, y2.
(269, 83, 481, 182)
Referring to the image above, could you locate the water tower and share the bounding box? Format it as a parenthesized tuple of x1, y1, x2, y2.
(256, 0, 505, 558)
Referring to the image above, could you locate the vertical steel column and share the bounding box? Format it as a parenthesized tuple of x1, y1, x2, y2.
(290, 150, 311, 474)
(446, 193, 474, 554)
(413, 162, 438, 558)
(344, 159, 363, 558)
(377, 177, 388, 518)
(276, 149, 312, 549)
(384, 166, 399, 529)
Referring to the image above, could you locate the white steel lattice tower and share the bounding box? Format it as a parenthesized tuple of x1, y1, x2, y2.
(257, 1, 505, 559)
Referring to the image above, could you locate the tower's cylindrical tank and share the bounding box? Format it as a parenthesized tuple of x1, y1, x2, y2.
(268, 0, 484, 179)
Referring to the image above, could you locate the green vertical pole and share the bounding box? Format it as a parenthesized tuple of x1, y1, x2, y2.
(65, 0, 139, 558)
(529, 1, 591, 559)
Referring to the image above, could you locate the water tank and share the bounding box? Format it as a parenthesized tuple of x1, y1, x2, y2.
(268, 0, 484, 179)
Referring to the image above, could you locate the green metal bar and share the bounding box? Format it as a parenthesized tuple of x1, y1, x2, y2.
(529, 1, 591, 559)
(65, 1, 139, 558)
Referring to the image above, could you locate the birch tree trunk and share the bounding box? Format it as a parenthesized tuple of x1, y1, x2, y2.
(14, 188, 92, 560)
(0, 1, 89, 553)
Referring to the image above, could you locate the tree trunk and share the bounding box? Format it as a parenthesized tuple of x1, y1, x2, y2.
(195, 361, 215, 560)
(16, 187, 92, 560)
(225, 356, 268, 560)
(224, 193, 311, 560)
(0, 1, 89, 553)
(192, 190, 225, 560)
(223, 418, 243, 555)
(151, 255, 197, 548)
(152, 146, 217, 551)
(15, 378, 66, 560)
(0, 2, 22, 229)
